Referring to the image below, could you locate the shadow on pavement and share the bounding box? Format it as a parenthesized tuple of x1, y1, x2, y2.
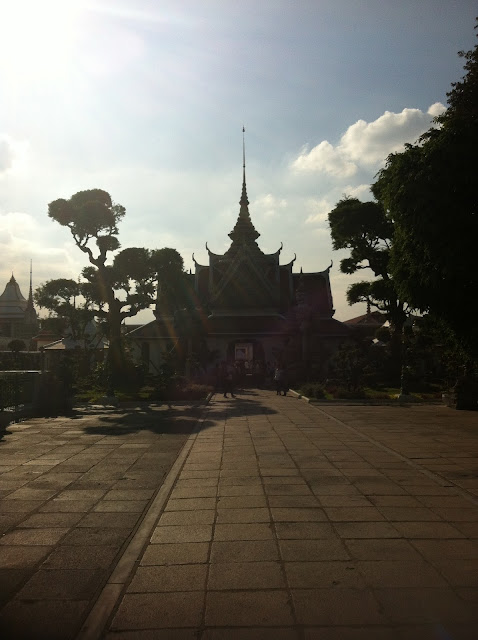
(80, 392, 278, 436)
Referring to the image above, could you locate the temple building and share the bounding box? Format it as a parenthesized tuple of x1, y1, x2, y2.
(0, 270, 38, 349)
(128, 139, 349, 379)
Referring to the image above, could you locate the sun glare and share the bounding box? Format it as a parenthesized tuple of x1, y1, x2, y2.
(0, 0, 80, 87)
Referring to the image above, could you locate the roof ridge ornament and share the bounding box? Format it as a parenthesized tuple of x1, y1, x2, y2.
(228, 126, 260, 244)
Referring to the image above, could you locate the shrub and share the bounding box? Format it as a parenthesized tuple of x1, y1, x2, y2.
(300, 383, 326, 399)
(333, 387, 367, 399)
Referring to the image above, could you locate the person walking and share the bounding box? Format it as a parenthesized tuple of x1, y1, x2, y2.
(222, 361, 236, 398)
(273, 364, 286, 396)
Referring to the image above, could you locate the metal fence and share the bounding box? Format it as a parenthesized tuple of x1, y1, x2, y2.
(0, 371, 40, 414)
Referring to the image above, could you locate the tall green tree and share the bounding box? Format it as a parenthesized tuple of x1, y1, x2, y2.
(328, 196, 408, 376)
(150, 248, 191, 316)
(373, 20, 478, 359)
(34, 278, 94, 341)
(48, 190, 153, 381)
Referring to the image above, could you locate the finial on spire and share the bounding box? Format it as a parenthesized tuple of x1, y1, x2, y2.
(228, 127, 260, 244)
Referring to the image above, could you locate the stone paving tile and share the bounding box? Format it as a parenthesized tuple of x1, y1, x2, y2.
(213, 523, 274, 541)
(0, 600, 89, 640)
(18, 512, 82, 530)
(127, 564, 208, 592)
(94, 500, 149, 512)
(0, 528, 70, 546)
(345, 538, 422, 560)
(292, 588, 386, 625)
(159, 510, 215, 526)
(274, 522, 336, 539)
(278, 538, 351, 561)
(210, 540, 279, 562)
(318, 495, 373, 507)
(169, 486, 218, 499)
(165, 497, 217, 511)
(16, 568, 104, 600)
(41, 545, 120, 569)
(151, 524, 213, 544)
(357, 560, 448, 588)
(392, 521, 465, 538)
(208, 561, 285, 590)
(112, 592, 205, 629)
(410, 538, 478, 559)
(270, 508, 327, 522)
(324, 507, 385, 521)
(303, 627, 406, 640)
(373, 587, 478, 623)
(268, 495, 320, 508)
(77, 512, 141, 528)
(216, 507, 270, 523)
(264, 483, 313, 495)
(311, 484, 361, 495)
(205, 590, 294, 626)
(175, 478, 219, 487)
(216, 495, 267, 508)
(428, 559, 478, 587)
(0, 545, 52, 569)
(285, 561, 365, 588)
(202, 629, 299, 640)
(217, 484, 264, 496)
(453, 522, 478, 537)
(3, 487, 59, 501)
(141, 543, 209, 566)
(38, 498, 97, 512)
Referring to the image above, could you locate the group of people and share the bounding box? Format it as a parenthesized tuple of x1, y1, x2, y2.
(215, 360, 288, 398)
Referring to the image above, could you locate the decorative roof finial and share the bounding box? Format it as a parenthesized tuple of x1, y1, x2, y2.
(241, 126, 248, 209)
(228, 126, 260, 244)
(29, 260, 33, 300)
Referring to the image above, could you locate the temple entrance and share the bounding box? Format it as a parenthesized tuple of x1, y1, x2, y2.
(227, 339, 266, 387)
(234, 342, 253, 362)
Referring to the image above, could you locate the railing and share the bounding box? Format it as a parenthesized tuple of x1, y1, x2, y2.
(0, 371, 41, 421)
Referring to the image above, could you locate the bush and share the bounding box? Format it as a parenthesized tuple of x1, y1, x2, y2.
(333, 387, 367, 399)
(299, 383, 326, 399)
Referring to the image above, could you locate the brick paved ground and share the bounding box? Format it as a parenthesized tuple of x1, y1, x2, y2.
(106, 392, 478, 640)
(0, 404, 202, 639)
(2, 391, 478, 639)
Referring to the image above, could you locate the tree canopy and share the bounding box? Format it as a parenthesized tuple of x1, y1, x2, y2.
(34, 278, 94, 341)
(327, 196, 406, 332)
(373, 20, 478, 358)
(47, 189, 153, 381)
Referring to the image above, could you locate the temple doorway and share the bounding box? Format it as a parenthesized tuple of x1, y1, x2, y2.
(234, 342, 253, 362)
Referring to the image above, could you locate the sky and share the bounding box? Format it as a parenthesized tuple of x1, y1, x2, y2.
(0, 0, 476, 323)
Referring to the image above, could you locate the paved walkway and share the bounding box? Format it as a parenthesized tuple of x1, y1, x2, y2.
(0, 403, 202, 639)
(1, 392, 478, 639)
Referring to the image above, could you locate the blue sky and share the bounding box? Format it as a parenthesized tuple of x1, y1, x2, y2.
(0, 0, 476, 322)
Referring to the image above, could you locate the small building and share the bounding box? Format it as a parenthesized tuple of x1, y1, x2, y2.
(0, 274, 38, 350)
(343, 305, 386, 340)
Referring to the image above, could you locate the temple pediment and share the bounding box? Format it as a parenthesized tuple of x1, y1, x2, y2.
(211, 247, 280, 310)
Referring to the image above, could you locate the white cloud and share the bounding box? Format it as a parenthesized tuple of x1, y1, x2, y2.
(0, 134, 29, 176)
(428, 102, 446, 117)
(0, 212, 85, 290)
(292, 103, 445, 177)
(342, 183, 372, 200)
(0, 136, 16, 173)
(292, 141, 357, 178)
(305, 198, 332, 224)
(251, 193, 287, 218)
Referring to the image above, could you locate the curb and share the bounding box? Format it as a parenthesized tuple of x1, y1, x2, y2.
(289, 389, 443, 407)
